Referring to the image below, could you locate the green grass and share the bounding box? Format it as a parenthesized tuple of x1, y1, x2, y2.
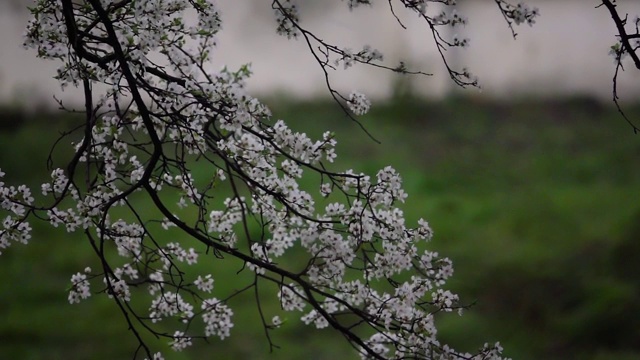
(1, 97, 639, 359)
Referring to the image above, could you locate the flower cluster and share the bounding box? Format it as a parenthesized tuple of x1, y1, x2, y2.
(68, 270, 92, 304)
(0, 168, 33, 254)
(169, 331, 192, 352)
(497, 1, 540, 27)
(274, 0, 301, 39)
(348, 91, 372, 115)
(202, 298, 234, 339)
(433, 9, 468, 27)
(144, 353, 165, 360)
(149, 292, 194, 324)
(509, 2, 539, 26)
(335, 45, 384, 70)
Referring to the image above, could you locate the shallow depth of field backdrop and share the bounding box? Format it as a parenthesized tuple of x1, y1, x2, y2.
(1, 1, 640, 359)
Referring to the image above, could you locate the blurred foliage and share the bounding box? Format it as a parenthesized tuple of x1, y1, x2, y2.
(1, 97, 639, 359)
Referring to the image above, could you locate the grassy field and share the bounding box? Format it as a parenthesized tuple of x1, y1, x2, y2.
(1, 97, 639, 359)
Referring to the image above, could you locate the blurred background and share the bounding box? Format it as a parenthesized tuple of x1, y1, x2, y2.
(1, 0, 640, 359)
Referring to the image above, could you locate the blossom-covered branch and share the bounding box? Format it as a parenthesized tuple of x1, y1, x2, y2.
(2, 0, 542, 359)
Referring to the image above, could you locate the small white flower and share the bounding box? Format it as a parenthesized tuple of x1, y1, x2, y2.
(271, 315, 282, 328)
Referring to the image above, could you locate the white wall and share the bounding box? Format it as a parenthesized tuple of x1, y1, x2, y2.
(0, 0, 638, 107)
